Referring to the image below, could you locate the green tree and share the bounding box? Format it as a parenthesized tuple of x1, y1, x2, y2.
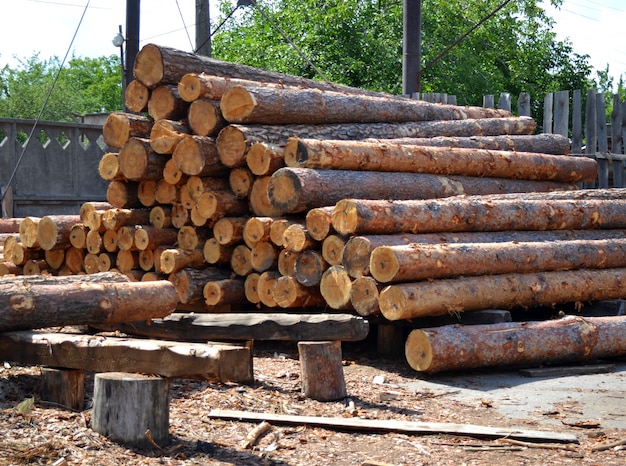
(211, 0, 593, 113)
(0, 54, 122, 121)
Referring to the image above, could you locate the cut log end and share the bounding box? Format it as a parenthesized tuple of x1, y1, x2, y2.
(378, 285, 408, 321)
(133, 43, 164, 88)
(405, 329, 433, 372)
(369, 246, 401, 283)
(331, 200, 359, 236)
(221, 86, 257, 123)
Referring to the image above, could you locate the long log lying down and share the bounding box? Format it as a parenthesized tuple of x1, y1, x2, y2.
(363, 133, 571, 155)
(221, 85, 511, 125)
(102, 112, 153, 150)
(284, 139, 596, 183)
(268, 167, 576, 214)
(370, 238, 626, 283)
(93, 312, 370, 342)
(215, 117, 537, 168)
(405, 315, 626, 374)
(0, 330, 252, 381)
(0, 274, 179, 332)
(378, 268, 626, 321)
(342, 229, 626, 279)
(332, 195, 626, 236)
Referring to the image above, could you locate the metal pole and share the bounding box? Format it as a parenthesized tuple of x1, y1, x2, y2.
(125, 0, 141, 89)
(402, 0, 422, 95)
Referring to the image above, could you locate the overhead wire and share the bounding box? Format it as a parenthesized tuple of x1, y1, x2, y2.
(1, 0, 92, 203)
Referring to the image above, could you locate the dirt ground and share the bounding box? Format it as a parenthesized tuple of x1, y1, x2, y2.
(1, 337, 625, 466)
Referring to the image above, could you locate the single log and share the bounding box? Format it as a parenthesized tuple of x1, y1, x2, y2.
(249, 176, 283, 217)
(83, 252, 100, 274)
(163, 158, 188, 186)
(171, 203, 189, 229)
(99, 252, 116, 272)
(269, 167, 575, 214)
(277, 249, 299, 276)
(231, 244, 253, 276)
(19, 216, 40, 248)
(0, 275, 177, 331)
(188, 99, 226, 137)
(349, 276, 382, 317)
(96, 312, 369, 342)
(23, 259, 48, 275)
(172, 134, 226, 176)
(124, 79, 150, 112)
(102, 229, 119, 253)
(106, 180, 142, 209)
(269, 218, 301, 247)
(186, 175, 230, 200)
(378, 267, 626, 321)
(363, 133, 571, 155)
(115, 250, 139, 273)
(44, 248, 65, 270)
(176, 225, 210, 251)
(92, 372, 169, 449)
(298, 341, 347, 401)
(134, 225, 179, 251)
(98, 152, 124, 181)
(221, 84, 510, 125)
(150, 205, 173, 229)
(147, 84, 188, 121)
(170, 267, 231, 305)
(79, 201, 112, 231)
(159, 248, 205, 274)
(203, 237, 233, 266)
(284, 138, 596, 183)
(40, 368, 84, 411)
(246, 141, 285, 176)
(149, 118, 191, 154)
(332, 194, 626, 236)
(282, 223, 317, 252)
(342, 230, 626, 279)
(118, 137, 170, 181)
(319, 265, 354, 310)
(306, 206, 335, 242)
(257, 270, 281, 308)
(154, 179, 180, 205)
(0, 218, 22, 234)
(204, 277, 247, 306)
(273, 275, 326, 308)
(213, 216, 248, 246)
(294, 250, 328, 287)
(193, 189, 249, 221)
(103, 112, 153, 150)
(116, 225, 137, 251)
(244, 273, 261, 304)
(10, 242, 43, 266)
(243, 216, 275, 248)
(2, 330, 251, 382)
(215, 118, 537, 170)
(36, 214, 80, 250)
(250, 241, 278, 273)
(102, 208, 151, 231)
(370, 238, 626, 283)
(321, 234, 345, 266)
(405, 315, 626, 374)
(229, 166, 255, 199)
(64, 247, 85, 273)
(137, 179, 157, 207)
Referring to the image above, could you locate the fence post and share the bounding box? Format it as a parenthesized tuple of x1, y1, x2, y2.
(498, 93, 511, 112)
(518, 92, 531, 117)
(1, 186, 13, 218)
(611, 94, 624, 187)
(543, 92, 554, 134)
(483, 95, 495, 108)
(553, 90, 569, 137)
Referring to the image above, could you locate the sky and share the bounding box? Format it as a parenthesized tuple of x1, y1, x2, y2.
(0, 0, 625, 84)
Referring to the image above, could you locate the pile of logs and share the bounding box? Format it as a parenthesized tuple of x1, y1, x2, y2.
(4, 43, 626, 374)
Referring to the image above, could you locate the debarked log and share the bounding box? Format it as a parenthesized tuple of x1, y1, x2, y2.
(269, 167, 576, 214)
(284, 138, 596, 183)
(0, 276, 178, 331)
(405, 315, 626, 374)
(370, 238, 626, 283)
(378, 268, 626, 321)
(331, 193, 626, 236)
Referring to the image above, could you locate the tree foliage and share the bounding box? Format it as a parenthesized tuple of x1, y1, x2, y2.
(211, 0, 594, 112)
(0, 54, 122, 121)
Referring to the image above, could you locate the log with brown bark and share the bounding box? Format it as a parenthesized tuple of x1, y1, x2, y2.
(172, 134, 227, 177)
(203, 277, 247, 306)
(364, 133, 571, 155)
(378, 267, 626, 320)
(106, 180, 142, 209)
(405, 315, 626, 374)
(102, 208, 151, 231)
(169, 267, 231, 305)
(331, 191, 626, 236)
(0, 273, 178, 331)
(215, 117, 537, 169)
(36, 215, 81, 251)
(284, 138, 596, 183)
(0, 217, 23, 234)
(246, 141, 285, 176)
(269, 167, 576, 214)
(203, 237, 234, 265)
(159, 248, 206, 274)
(370, 238, 626, 283)
(134, 225, 179, 251)
(147, 84, 188, 121)
(213, 216, 249, 246)
(118, 137, 169, 181)
(248, 176, 283, 217)
(220, 85, 510, 125)
(137, 180, 157, 207)
(188, 99, 226, 137)
(273, 275, 327, 308)
(102, 112, 153, 150)
(149, 119, 192, 155)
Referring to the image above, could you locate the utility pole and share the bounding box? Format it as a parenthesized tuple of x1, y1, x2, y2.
(125, 0, 141, 89)
(402, 0, 422, 96)
(196, 0, 212, 56)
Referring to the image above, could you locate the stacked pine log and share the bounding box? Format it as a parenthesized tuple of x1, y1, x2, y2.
(5, 43, 626, 373)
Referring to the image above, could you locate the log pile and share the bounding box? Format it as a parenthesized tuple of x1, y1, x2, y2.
(4, 43, 626, 374)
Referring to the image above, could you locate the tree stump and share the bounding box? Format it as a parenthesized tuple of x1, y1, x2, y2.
(92, 372, 170, 449)
(40, 368, 84, 411)
(298, 341, 347, 401)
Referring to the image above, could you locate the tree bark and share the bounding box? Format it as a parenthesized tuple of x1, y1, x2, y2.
(134, 225, 179, 251)
(169, 267, 231, 305)
(298, 341, 347, 401)
(172, 135, 227, 176)
(405, 315, 626, 374)
(36, 215, 81, 250)
(220, 84, 510, 125)
(284, 138, 596, 183)
(378, 267, 626, 320)
(332, 195, 626, 236)
(147, 84, 188, 121)
(203, 277, 247, 306)
(370, 238, 626, 283)
(103, 112, 153, 150)
(159, 248, 206, 274)
(106, 180, 142, 209)
(188, 99, 226, 137)
(215, 117, 536, 170)
(149, 119, 191, 155)
(269, 167, 575, 214)
(102, 208, 151, 231)
(0, 276, 177, 331)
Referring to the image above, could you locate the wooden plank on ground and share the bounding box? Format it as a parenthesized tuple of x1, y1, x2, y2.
(207, 409, 579, 444)
(0, 330, 252, 382)
(92, 312, 370, 341)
